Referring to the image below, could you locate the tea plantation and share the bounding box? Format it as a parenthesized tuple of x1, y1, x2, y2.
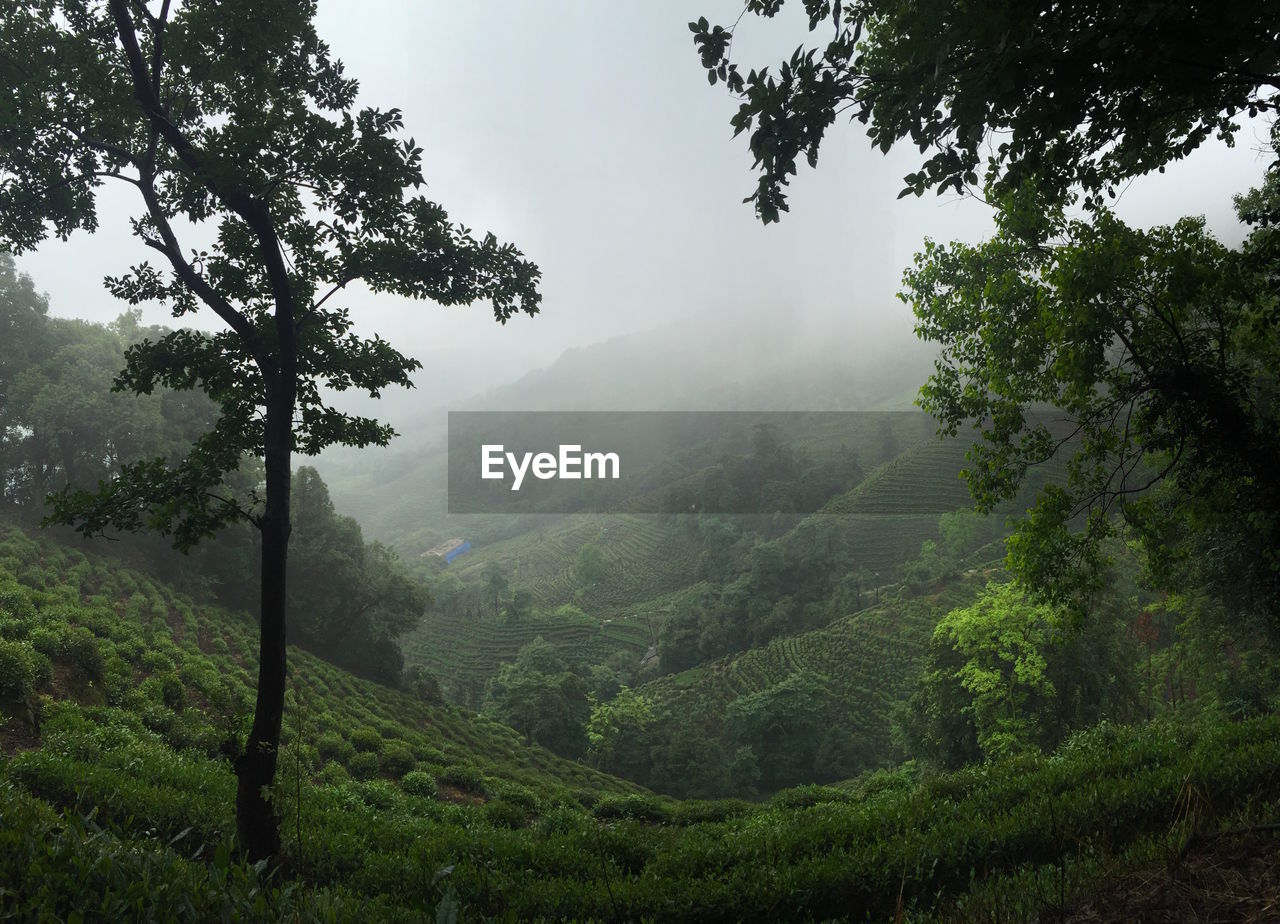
(3, 521, 1279, 921)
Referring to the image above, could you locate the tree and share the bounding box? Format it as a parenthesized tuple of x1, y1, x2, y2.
(287, 466, 425, 684)
(485, 638, 590, 758)
(0, 255, 52, 505)
(725, 669, 843, 788)
(903, 579, 1137, 765)
(909, 188, 1280, 616)
(575, 542, 606, 587)
(691, 1, 1280, 625)
(690, 2, 1278, 220)
(506, 588, 534, 623)
(1, 1, 540, 859)
(482, 564, 509, 619)
(586, 684, 654, 775)
(932, 582, 1062, 759)
(0, 276, 220, 516)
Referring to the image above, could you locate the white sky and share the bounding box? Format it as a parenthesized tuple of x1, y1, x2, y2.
(15, 1, 1274, 393)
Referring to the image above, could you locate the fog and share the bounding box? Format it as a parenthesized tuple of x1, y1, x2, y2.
(15, 2, 1273, 411)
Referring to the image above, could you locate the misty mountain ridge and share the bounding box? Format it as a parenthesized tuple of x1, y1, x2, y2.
(321, 311, 936, 477)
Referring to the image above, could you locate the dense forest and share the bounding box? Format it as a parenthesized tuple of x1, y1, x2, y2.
(2, 0, 1279, 920)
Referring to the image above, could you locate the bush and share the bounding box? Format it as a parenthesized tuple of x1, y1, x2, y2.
(27, 626, 66, 660)
(489, 781, 540, 814)
(349, 726, 383, 754)
(0, 639, 36, 700)
(592, 794, 672, 824)
(437, 764, 487, 797)
(417, 745, 447, 765)
(28, 650, 53, 691)
(66, 630, 105, 681)
(400, 771, 437, 800)
(139, 703, 176, 736)
(537, 802, 589, 837)
(670, 799, 755, 825)
(167, 709, 222, 756)
(348, 752, 380, 781)
(316, 732, 354, 763)
(156, 673, 185, 710)
(381, 742, 415, 778)
(140, 649, 175, 673)
(353, 780, 399, 810)
(101, 658, 135, 706)
(484, 799, 528, 829)
(0, 586, 35, 620)
(769, 784, 855, 809)
(316, 762, 350, 785)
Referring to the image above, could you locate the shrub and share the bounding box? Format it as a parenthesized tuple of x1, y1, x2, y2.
(0, 639, 36, 700)
(348, 752, 380, 781)
(400, 771, 438, 800)
(437, 764, 488, 797)
(66, 630, 105, 681)
(484, 799, 528, 829)
(158, 673, 185, 710)
(139, 703, 176, 735)
(140, 649, 175, 673)
(537, 802, 589, 837)
(353, 780, 399, 810)
(316, 761, 349, 785)
(592, 794, 672, 824)
(670, 799, 755, 825)
(381, 742, 415, 778)
(490, 781, 540, 814)
(0, 586, 35, 620)
(769, 784, 855, 809)
(167, 709, 222, 756)
(100, 658, 135, 706)
(316, 731, 354, 763)
(27, 626, 66, 660)
(417, 745, 448, 765)
(349, 726, 383, 754)
(28, 650, 53, 691)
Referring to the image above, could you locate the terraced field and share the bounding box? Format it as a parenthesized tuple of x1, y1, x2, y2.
(823, 437, 975, 514)
(640, 577, 985, 763)
(403, 608, 652, 705)
(448, 514, 703, 615)
(832, 512, 949, 578)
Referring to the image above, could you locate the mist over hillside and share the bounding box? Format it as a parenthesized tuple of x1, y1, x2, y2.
(316, 312, 936, 483)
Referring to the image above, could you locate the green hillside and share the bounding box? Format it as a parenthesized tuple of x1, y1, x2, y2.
(824, 436, 976, 514)
(405, 606, 651, 706)
(0, 522, 632, 801)
(446, 514, 703, 614)
(400, 435, 994, 709)
(2, 514, 1278, 921)
(638, 576, 986, 778)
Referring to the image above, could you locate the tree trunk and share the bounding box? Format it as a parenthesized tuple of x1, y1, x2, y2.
(235, 375, 293, 861)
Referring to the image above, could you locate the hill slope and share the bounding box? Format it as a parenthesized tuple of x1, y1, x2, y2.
(0, 522, 632, 800)
(3, 523, 1279, 921)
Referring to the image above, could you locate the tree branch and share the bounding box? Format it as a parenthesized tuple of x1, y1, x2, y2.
(109, 0, 297, 374)
(136, 177, 265, 360)
(6, 168, 140, 212)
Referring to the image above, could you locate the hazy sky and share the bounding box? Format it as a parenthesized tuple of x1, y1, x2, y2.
(15, 2, 1274, 392)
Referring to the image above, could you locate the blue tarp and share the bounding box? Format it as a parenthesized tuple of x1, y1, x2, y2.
(443, 540, 471, 564)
